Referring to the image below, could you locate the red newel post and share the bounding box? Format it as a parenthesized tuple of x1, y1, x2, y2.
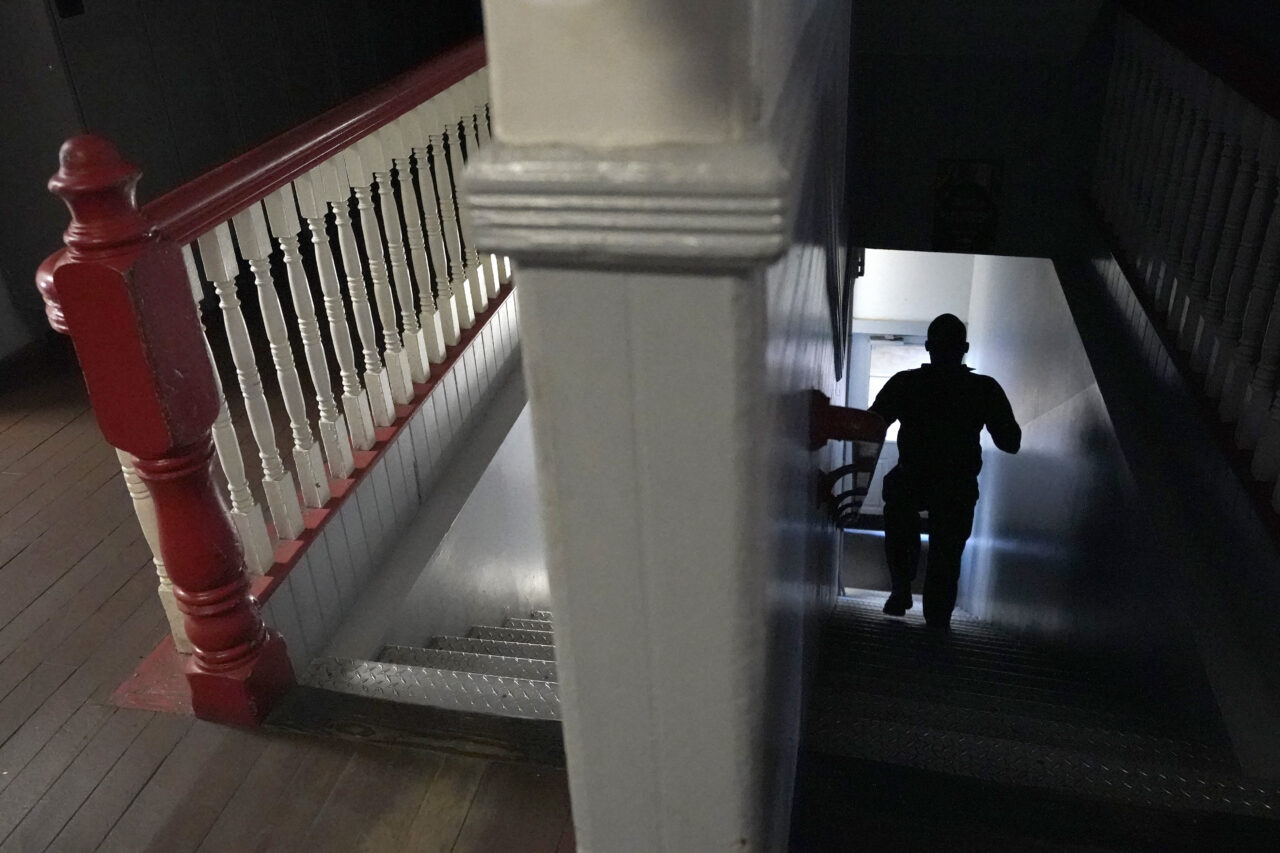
(44, 136, 295, 725)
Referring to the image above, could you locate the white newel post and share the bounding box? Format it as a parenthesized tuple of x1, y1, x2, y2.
(196, 223, 306, 541)
(470, 2, 851, 850)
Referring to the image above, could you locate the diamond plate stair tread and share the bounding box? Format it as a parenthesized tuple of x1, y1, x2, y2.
(811, 715, 1278, 818)
(379, 645, 558, 681)
(505, 618, 554, 631)
(530, 610, 553, 621)
(827, 636, 1101, 687)
(469, 625, 556, 644)
(811, 689, 1235, 772)
(431, 635, 557, 661)
(303, 658, 561, 720)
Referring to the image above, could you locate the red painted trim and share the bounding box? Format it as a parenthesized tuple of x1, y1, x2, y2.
(1121, 1, 1280, 123)
(143, 36, 486, 246)
(253, 283, 516, 605)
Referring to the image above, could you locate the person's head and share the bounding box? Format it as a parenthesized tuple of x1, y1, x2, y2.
(926, 313, 968, 365)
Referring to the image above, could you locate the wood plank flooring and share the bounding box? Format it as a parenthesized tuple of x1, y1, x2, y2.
(0, 338, 573, 852)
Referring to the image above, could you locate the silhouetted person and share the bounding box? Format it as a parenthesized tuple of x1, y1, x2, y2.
(869, 314, 1021, 630)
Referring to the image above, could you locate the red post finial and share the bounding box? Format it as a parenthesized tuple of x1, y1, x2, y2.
(48, 135, 150, 263)
(35, 251, 69, 334)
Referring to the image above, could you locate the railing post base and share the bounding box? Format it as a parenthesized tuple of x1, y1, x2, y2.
(186, 631, 294, 725)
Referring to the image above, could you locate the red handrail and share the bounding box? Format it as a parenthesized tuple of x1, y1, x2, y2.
(1120, 1, 1280, 124)
(144, 36, 486, 246)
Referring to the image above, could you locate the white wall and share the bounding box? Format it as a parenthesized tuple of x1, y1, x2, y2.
(852, 248, 973, 324)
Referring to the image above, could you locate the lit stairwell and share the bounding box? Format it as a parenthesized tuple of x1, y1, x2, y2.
(268, 612, 563, 764)
(303, 611, 560, 720)
(793, 591, 1280, 851)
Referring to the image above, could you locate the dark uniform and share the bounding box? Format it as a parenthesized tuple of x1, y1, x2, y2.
(870, 363, 1021, 628)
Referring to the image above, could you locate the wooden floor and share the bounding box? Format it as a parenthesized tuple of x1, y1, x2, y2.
(0, 338, 574, 853)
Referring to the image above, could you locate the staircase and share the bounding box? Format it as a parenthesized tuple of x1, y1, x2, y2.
(268, 612, 563, 764)
(793, 591, 1280, 851)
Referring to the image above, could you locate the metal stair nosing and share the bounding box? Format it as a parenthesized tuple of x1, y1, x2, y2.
(379, 644, 558, 681)
(504, 618, 554, 631)
(431, 634, 557, 661)
(303, 657, 561, 720)
(469, 625, 556, 645)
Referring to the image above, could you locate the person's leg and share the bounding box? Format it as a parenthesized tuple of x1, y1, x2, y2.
(922, 500, 976, 629)
(882, 498, 921, 615)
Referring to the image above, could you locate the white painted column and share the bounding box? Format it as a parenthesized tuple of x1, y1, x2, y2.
(471, 1, 848, 849)
(117, 450, 190, 652)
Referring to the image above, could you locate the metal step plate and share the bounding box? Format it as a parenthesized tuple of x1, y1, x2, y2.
(380, 645, 557, 682)
(530, 610, 553, 621)
(432, 635, 557, 661)
(304, 658, 561, 720)
(505, 618, 554, 632)
(469, 625, 556, 645)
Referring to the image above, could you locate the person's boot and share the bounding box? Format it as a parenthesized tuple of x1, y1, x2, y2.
(882, 590, 913, 616)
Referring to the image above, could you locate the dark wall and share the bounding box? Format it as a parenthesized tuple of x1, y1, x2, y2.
(0, 0, 482, 350)
(848, 0, 1111, 258)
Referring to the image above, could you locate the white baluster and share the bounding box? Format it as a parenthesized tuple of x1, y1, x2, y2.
(117, 449, 191, 653)
(441, 86, 491, 315)
(1139, 52, 1194, 288)
(196, 223, 306, 540)
(468, 69, 508, 290)
(312, 156, 397, 428)
(1206, 120, 1280, 399)
(1129, 40, 1178, 265)
(342, 140, 415, 405)
(421, 98, 476, 331)
(1194, 102, 1267, 372)
(1118, 31, 1164, 251)
(230, 203, 330, 510)
(1155, 67, 1214, 313)
(262, 185, 356, 481)
(1143, 56, 1199, 290)
(1168, 78, 1230, 334)
(1244, 311, 1280, 472)
(1100, 17, 1141, 228)
(1178, 86, 1244, 353)
(1219, 198, 1280, 422)
(402, 106, 458, 355)
(369, 124, 432, 384)
(293, 169, 377, 452)
(181, 245, 276, 573)
(384, 116, 447, 364)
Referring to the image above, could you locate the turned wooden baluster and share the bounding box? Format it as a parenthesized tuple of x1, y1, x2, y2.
(1141, 56, 1199, 289)
(1193, 102, 1267, 373)
(402, 106, 461, 351)
(422, 99, 476, 330)
(341, 141, 415, 405)
(1168, 78, 1231, 333)
(361, 129, 432, 384)
(379, 118, 447, 365)
(293, 168, 377, 450)
(196, 223, 306, 540)
(440, 87, 490, 314)
(1090, 17, 1123, 213)
(1206, 119, 1280, 398)
(1155, 68, 1214, 313)
(1218, 198, 1280, 422)
(118, 449, 190, 652)
(312, 156, 397, 428)
(1099, 17, 1141, 228)
(46, 136, 293, 724)
(1177, 86, 1245, 353)
(1117, 31, 1164, 251)
(1138, 52, 1195, 288)
(181, 247, 276, 574)
(229, 204, 330, 508)
(261, 184, 356, 479)
(1129, 39, 1178, 266)
(469, 68, 510, 289)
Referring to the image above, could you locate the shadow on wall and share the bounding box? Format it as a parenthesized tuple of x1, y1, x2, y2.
(960, 256, 1207, 703)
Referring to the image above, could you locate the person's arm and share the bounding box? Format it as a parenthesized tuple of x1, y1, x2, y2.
(868, 375, 902, 427)
(985, 378, 1021, 453)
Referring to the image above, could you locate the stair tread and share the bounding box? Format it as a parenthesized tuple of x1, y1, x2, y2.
(302, 657, 561, 720)
(379, 644, 558, 681)
(431, 635, 557, 661)
(469, 625, 556, 644)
